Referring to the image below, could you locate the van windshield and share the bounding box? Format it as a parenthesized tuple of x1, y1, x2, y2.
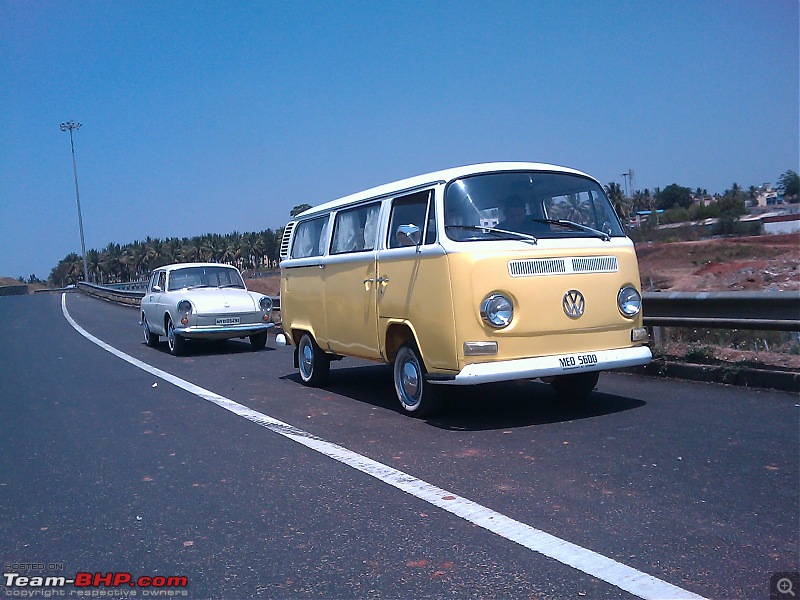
(444, 171, 625, 242)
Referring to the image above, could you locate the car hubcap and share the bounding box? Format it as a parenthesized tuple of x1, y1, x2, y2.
(142, 319, 149, 342)
(168, 323, 174, 349)
(399, 358, 421, 407)
(301, 343, 313, 378)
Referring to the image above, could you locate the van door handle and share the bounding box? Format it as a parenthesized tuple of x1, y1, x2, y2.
(377, 276, 389, 284)
(363, 278, 375, 284)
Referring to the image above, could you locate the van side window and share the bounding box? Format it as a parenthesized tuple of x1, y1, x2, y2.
(388, 190, 435, 249)
(290, 216, 329, 259)
(331, 203, 381, 254)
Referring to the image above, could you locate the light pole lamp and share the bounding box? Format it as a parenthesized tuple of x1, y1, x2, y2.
(60, 121, 89, 284)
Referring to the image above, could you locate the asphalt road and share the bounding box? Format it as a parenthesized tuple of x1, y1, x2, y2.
(1, 293, 797, 599)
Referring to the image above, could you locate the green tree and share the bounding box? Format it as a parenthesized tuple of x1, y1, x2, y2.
(656, 184, 693, 210)
(290, 204, 313, 217)
(778, 170, 800, 200)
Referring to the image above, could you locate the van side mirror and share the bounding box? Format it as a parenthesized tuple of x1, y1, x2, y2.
(396, 224, 422, 247)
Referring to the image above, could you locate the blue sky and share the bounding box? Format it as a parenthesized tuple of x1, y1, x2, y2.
(1, 0, 798, 280)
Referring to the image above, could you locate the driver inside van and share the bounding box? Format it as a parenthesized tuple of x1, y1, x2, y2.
(497, 194, 539, 233)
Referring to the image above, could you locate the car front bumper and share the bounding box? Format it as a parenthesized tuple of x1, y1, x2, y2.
(174, 322, 275, 340)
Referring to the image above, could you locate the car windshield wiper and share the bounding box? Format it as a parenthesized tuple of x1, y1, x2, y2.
(188, 284, 211, 289)
(218, 283, 245, 289)
(445, 225, 537, 243)
(530, 219, 610, 241)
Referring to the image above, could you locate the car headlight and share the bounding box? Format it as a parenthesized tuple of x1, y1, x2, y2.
(617, 286, 642, 318)
(177, 300, 192, 314)
(480, 293, 513, 328)
(259, 296, 273, 312)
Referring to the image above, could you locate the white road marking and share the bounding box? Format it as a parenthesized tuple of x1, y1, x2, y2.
(62, 294, 705, 600)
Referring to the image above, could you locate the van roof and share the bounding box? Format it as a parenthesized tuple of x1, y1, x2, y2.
(295, 162, 594, 219)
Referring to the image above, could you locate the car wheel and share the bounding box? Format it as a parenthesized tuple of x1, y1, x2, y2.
(166, 317, 186, 356)
(393, 342, 442, 417)
(550, 371, 600, 400)
(250, 331, 268, 351)
(142, 315, 158, 347)
(297, 333, 330, 386)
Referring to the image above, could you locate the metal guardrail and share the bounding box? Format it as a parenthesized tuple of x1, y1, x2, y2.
(642, 291, 800, 331)
(105, 281, 149, 292)
(77, 282, 281, 311)
(78, 282, 144, 307)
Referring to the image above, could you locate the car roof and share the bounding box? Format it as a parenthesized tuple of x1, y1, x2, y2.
(294, 162, 594, 219)
(156, 263, 240, 273)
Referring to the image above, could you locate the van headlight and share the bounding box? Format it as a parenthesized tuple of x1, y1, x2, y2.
(617, 286, 642, 318)
(480, 294, 513, 328)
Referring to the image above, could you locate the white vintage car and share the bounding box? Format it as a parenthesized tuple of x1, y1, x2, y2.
(140, 263, 274, 355)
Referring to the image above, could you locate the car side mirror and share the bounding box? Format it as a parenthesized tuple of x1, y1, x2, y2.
(396, 224, 421, 247)
(152, 285, 162, 293)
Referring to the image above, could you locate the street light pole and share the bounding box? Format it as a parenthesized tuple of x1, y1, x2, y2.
(60, 121, 89, 284)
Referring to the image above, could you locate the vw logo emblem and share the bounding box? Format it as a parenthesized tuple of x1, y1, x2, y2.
(563, 290, 585, 318)
(224, 301, 230, 308)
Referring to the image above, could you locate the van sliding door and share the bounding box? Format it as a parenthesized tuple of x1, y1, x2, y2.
(323, 202, 382, 359)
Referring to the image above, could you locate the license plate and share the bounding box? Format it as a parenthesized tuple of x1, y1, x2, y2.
(558, 353, 598, 370)
(216, 317, 240, 326)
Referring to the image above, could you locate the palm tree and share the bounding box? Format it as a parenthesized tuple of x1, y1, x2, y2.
(604, 182, 629, 220)
(86, 249, 101, 283)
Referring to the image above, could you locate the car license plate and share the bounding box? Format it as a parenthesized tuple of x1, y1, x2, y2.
(558, 353, 598, 370)
(216, 317, 240, 326)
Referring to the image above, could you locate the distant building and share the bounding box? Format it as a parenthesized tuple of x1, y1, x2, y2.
(691, 194, 714, 207)
(628, 210, 664, 228)
(762, 213, 800, 233)
(756, 184, 779, 207)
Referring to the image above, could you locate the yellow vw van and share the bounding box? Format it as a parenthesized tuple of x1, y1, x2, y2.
(279, 163, 651, 416)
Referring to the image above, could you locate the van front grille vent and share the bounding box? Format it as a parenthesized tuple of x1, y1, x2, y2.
(508, 258, 566, 277)
(508, 256, 618, 277)
(571, 256, 618, 273)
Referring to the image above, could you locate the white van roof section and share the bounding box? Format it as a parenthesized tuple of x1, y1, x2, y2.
(295, 162, 593, 219)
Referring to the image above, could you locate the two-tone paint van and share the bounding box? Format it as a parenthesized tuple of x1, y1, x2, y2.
(278, 162, 651, 416)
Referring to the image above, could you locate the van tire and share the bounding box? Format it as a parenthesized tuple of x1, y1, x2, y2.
(550, 371, 600, 400)
(393, 342, 442, 417)
(298, 333, 330, 386)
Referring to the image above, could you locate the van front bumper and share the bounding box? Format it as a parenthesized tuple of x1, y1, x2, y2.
(432, 346, 652, 386)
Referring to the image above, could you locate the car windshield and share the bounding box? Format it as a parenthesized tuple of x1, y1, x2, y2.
(167, 266, 245, 291)
(444, 171, 625, 242)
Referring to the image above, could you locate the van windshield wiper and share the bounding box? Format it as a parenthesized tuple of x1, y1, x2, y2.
(530, 219, 611, 241)
(445, 225, 537, 243)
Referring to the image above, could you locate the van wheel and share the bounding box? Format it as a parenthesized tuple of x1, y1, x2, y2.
(393, 342, 442, 417)
(550, 371, 600, 400)
(298, 333, 330, 386)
